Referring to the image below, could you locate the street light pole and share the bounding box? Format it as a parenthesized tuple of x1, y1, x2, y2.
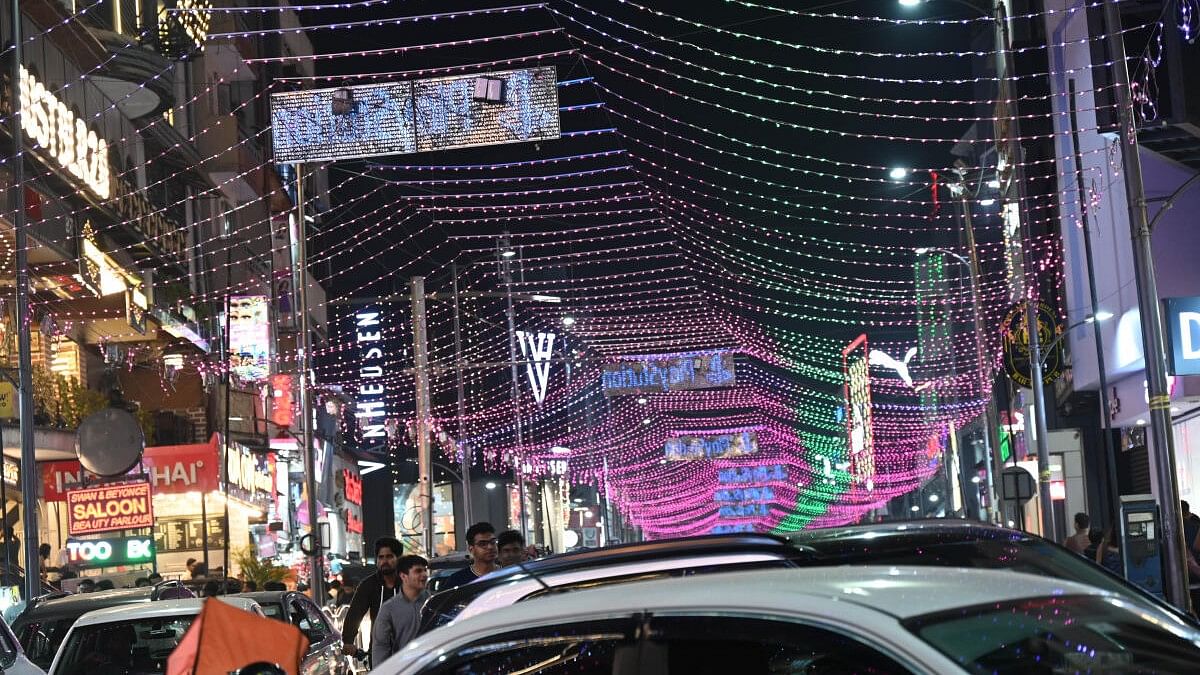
(499, 235, 529, 544)
(450, 264, 474, 527)
(1103, 0, 1190, 610)
(294, 164, 324, 603)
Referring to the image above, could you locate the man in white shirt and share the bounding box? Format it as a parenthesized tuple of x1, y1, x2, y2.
(371, 555, 430, 667)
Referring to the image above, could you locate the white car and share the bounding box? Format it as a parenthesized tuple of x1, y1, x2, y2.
(378, 566, 1200, 674)
(46, 597, 264, 675)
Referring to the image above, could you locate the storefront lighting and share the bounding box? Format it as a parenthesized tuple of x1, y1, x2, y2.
(584, 510, 593, 518)
(970, 475, 982, 484)
(987, 179, 1001, 189)
(910, 505, 920, 512)
(484, 481, 497, 490)
(928, 494, 940, 503)
(1137, 419, 1148, 426)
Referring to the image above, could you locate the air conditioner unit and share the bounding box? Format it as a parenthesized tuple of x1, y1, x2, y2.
(473, 77, 505, 104)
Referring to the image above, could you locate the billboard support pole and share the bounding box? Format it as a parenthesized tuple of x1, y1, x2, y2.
(295, 164, 324, 603)
(411, 277, 435, 557)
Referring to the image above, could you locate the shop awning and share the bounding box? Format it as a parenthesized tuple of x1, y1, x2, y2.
(0, 424, 77, 462)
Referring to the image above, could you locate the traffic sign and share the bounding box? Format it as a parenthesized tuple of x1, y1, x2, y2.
(1000, 466, 1037, 503)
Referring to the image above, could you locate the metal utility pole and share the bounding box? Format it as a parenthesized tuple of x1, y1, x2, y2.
(410, 277, 435, 557)
(993, 2, 1055, 542)
(500, 235, 529, 543)
(11, 1, 40, 604)
(1103, 0, 1189, 610)
(294, 164, 324, 603)
(958, 195, 1002, 522)
(450, 264, 473, 527)
(1067, 80, 1121, 532)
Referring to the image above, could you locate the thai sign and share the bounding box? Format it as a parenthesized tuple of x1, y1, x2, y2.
(602, 350, 735, 396)
(65, 535, 155, 569)
(844, 335, 875, 493)
(43, 436, 221, 501)
(664, 430, 758, 461)
(67, 482, 154, 535)
(270, 66, 560, 163)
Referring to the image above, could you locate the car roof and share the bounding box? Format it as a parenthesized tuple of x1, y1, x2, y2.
(18, 588, 153, 620)
(479, 533, 792, 583)
(406, 566, 1113, 654)
(784, 519, 1029, 548)
(233, 591, 289, 604)
(73, 596, 260, 627)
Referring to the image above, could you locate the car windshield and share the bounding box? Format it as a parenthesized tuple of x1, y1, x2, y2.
(53, 615, 196, 675)
(905, 595, 1200, 673)
(18, 617, 77, 670)
(791, 531, 1167, 610)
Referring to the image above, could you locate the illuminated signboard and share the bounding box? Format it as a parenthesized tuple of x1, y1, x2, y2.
(228, 296, 270, 382)
(516, 331, 555, 404)
(66, 535, 155, 569)
(226, 444, 274, 503)
(270, 67, 560, 163)
(843, 335, 876, 492)
(711, 524, 756, 534)
(712, 464, 787, 527)
(342, 469, 362, 506)
(602, 350, 735, 396)
(19, 66, 111, 199)
(354, 307, 388, 439)
(664, 430, 758, 461)
(66, 482, 154, 535)
(269, 374, 294, 428)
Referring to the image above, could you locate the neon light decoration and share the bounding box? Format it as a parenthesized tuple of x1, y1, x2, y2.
(602, 350, 735, 396)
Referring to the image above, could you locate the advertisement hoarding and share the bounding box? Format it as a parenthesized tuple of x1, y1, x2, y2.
(664, 430, 758, 461)
(843, 335, 876, 493)
(602, 350, 736, 396)
(228, 295, 270, 382)
(66, 482, 153, 535)
(270, 67, 560, 163)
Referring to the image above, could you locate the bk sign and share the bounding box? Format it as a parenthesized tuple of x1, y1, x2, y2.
(1165, 297, 1200, 376)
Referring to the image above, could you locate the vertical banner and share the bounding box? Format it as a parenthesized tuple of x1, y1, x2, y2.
(843, 335, 875, 493)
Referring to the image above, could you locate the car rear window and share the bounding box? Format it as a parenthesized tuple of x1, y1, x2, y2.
(54, 615, 196, 674)
(904, 595, 1200, 673)
(18, 618, 77, 669)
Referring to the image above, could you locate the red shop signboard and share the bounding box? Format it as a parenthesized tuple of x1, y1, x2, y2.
(42, 435, 221, 502)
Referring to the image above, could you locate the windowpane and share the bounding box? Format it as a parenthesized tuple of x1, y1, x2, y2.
(906, 594, 1200, 673)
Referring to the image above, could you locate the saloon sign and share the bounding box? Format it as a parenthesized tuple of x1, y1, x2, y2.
(67, 482, 153, 535)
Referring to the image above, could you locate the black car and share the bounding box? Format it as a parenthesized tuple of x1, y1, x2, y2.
(11, 582, 187, 670)
(784, 519, 1198, 626)
(235, 591, 348, 675)
(419, 533, 800, 633)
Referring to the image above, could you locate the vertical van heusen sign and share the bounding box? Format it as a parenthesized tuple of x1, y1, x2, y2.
(18, 66, 111, 199)
(602, 350, 736, 396)
(1165, 297, 1200, 376)
(843, 335, 876, 493)
(354, 307, 388, 439)
(66, 482, 154, 535)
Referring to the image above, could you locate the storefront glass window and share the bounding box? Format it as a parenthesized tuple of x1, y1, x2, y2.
(154, 517, 227, 553)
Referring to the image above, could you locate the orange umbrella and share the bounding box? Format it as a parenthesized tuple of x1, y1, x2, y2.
(167, 598, 309, 675)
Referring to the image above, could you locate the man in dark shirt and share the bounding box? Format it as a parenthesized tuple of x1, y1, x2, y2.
(341, 536, 403, 657)
(442, 523, 498, 590)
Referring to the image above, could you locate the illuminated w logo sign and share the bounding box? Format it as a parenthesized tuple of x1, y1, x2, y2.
(516, 331, 555, 404)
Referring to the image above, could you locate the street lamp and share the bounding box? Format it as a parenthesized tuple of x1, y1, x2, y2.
(889, 167, 909, 180)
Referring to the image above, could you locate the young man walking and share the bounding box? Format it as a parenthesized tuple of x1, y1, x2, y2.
(371, 555, 430, 666)
(442, 522, 498, 589)
(1065, 512, 1091, 554)
(343, 537, 404, 657)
